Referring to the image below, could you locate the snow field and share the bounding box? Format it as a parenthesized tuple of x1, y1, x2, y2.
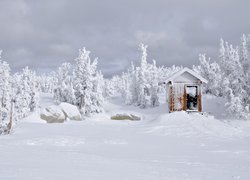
(0, 93, 250, 180)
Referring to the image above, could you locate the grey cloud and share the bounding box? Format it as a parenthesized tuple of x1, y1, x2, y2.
(0, 0, 249, 77)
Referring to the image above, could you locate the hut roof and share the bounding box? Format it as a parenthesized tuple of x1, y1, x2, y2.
(165, 67, 208, 84)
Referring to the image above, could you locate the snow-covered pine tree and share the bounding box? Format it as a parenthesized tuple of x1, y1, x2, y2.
(73, 47, 104, 116)
(12, 72, 29, 119)
(118, 72, 130, 104)
(38, 74, 55, 94)
(129, 62, 139, 105)
(225, 88, 245, 119)
(219, 39, 236, 97)
(20, 67, 39, 112)
(38, 73, 56, 93)
(218, 38, 237, 79)
(149, 60, 159, 107)
(247, 35, 250, 113)
(91, 71, 104, 113)
(218, 39, 249, 119)
(239, 34, 250, 112)
(193, 54, 222, 96)
(108, 75, 122, 96)
(114, 44, 183, 107)
(124, 72, 133, 105)
(53, 62, 75, 104)
(225, 45, 245, 97)
(0, 51, 12, 134)
(73, 48, 93, 115)
(239, 34, 250, 75)
(103, 78, 115, 98)
(137, 43, 149, 108)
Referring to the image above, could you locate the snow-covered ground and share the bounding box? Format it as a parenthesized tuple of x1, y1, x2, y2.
(0, 93, 250, 180)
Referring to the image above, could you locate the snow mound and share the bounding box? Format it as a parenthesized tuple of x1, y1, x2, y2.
(40, 105, 66, 123)
(145, 112, 246, 138)
(59, 103, 82, 121)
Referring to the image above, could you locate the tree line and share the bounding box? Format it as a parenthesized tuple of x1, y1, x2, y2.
(193, 34, 250, 119)
(0, 34, 249, 134)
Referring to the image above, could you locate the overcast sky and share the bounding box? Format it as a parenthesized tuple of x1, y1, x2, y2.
(0, 0, 249, 77)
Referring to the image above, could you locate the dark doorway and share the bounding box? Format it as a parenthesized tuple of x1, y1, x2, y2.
(186, 86, 198, 111)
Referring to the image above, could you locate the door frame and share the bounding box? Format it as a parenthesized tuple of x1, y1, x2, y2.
(185, 85, 199, 112)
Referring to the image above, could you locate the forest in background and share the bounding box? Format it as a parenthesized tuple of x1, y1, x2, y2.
(0, 34, 249, 134)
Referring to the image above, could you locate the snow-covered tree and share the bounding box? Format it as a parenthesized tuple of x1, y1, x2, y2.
(12, 72, 29, 119)
(73, 47, 104, 116)
(219, 39, 249, 118)
(239, 34, 250, 110)
(122, 72, 133, 105)
(196, 35, 250, 119)
(53, 62, 75, 104)
(225, 88, 246, 119)
(239, 34, 250, 75)
(137, 43, 149, 108)
(193, 54, 222, 96)
(38, 73, 56, 93)
(0, 51, 12, 134)
(91, 72, 104, 113)
(107, 75, 123, 96)
(129, 62, 139, 105)
(112, 44, 182, 108)
(12, 67, 39, 120)
(102, 78, 115, 98)
(22, 67, 39, 112)
(149, 60, 159, 107)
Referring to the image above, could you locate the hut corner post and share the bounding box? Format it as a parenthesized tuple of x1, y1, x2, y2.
(183, 86, 187, 111)
(168, 85, 173, 113)
(198, 84, 202, 112)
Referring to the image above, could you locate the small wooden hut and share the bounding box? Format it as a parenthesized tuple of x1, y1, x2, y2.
(165, 67, 208, 113)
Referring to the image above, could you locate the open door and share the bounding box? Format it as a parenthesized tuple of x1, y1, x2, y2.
(185, 86, 198, 111)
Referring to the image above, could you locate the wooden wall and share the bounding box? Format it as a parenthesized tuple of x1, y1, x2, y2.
(168, 84, 185, 112)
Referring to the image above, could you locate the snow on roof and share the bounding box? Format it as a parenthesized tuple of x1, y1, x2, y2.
(165, 67, 208, 84)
